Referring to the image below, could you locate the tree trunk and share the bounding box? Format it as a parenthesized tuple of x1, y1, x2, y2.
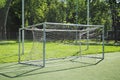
(0, 0, 12, 40)
(110, 1, 118, 43)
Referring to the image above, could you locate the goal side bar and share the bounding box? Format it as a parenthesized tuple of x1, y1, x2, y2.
(18, 27, 46, 67)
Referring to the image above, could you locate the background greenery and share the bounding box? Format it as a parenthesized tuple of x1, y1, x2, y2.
(0, 0, 120, 40)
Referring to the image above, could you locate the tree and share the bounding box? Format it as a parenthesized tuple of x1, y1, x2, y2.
(0, 0, 12, 40)
(107, 0, 120, 43)
(0, 0, 119, 41)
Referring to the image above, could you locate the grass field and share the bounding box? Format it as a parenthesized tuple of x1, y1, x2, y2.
(0, 52, 120, 80)
(0, 40, 120, 63)
(0, 41, 120, 80)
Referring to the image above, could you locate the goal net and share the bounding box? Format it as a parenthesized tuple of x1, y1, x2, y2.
(18, 22, 104, 67)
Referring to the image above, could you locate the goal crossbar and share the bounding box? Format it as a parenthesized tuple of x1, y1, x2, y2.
(20, 22, 104, 30)
(22, 27, 100, 33)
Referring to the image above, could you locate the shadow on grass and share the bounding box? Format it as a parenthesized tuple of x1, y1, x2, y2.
(0, 58, 103, 78)
(64, 41, 120, 46)
(0, 41, 17, 45)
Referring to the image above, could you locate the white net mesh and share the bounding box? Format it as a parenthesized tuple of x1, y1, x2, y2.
(19, 27, 44, 66)
(19, 22, 104, 67)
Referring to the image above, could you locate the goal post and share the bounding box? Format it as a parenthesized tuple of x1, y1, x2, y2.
(18, 22, 104, 67)
(18, 23, 46, 67)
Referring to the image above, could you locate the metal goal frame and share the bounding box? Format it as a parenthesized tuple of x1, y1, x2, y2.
(18, 22, 104, 67)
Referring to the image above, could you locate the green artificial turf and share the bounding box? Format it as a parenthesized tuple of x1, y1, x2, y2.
(0, 52, 120, 80)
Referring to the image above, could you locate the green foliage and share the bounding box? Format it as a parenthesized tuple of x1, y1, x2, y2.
(0, 0, 120, 40)
(1, 0, 120, 26)
(0, 0, 6, 8)
(1, 0, 119, 26)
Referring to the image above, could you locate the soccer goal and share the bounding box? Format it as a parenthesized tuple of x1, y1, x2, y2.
(18, 22, 104, 67)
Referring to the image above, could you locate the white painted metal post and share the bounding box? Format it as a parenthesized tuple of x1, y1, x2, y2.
(75, 0, 78, 44)
(86, 0, 90, 50)
(22, 0, 24, 54)
(43, 23, 46, 67)
(18, 29, 21, 63)
(87, 0, 90, 25)
(102, 26, 105, 59)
